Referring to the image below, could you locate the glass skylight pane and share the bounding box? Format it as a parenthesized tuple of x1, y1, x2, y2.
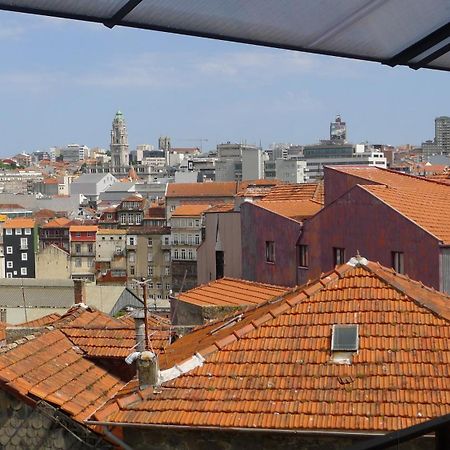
(332, 325, 358, 351)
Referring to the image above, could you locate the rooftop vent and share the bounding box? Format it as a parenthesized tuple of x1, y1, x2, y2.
(331, 324, 358, 352)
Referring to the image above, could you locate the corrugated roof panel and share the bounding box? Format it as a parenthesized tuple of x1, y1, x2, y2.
(0, 0, 448, 70)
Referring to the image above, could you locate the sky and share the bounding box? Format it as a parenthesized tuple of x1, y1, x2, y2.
(0, 11, 449, 156)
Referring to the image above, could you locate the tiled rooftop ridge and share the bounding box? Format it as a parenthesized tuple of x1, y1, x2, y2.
(89, 256, 450, 431)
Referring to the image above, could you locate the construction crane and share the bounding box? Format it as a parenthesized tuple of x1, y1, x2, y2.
(173, 138, 208, 153)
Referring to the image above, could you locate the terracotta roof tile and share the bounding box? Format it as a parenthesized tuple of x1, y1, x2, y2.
(69, 225, 98, 233)
(205, 203, 235, 213)
(177, 278, 288, 307)
(41, 217, 72, 228)
(171, 204, 211, 217)
(92, 259, 450, 433)
(255, 199, 322, 221)
(261, 182, 324, 203)
(0, 329, 124, 423)
(3, 218, 35, 229)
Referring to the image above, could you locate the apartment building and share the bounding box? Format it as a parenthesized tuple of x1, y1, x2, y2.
(3, 218, 36, 278)
(69, 224, 97, 281)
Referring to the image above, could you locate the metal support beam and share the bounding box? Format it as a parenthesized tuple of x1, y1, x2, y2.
(385, 22, 450, 67)
(103, 0, 143, 29)
(409, 42, 450, 70)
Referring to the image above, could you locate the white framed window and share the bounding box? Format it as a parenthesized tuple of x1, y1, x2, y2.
(194, 234, 200, 245)
(148, 265, 153, 276)
(128, 236, 135, 246)
(15, 228, 22, 235)
(173, 249, 179, 260)
(20, 238, 28, 250)
(129, 252, 136, 263)
(6, 261, 13, 268)
(120, 214, 126, 225)
(166, 283, 170, 290)
(148, 238, 153, 247)
(6, 273, 12, 278)
(6, 246, 12, 254)
(164, 266, 170, 276)
(181, 249, 186, 260)
(20, 267, 27, 276)
(136, 214, 142, 225)
(21, 253, 27, 261)
(24, 228, 31, 235)
(5, 229, 12, 235)
(188, 249, 193, 260)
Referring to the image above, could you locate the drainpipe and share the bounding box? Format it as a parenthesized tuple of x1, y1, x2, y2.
(102, 425, 134, 450)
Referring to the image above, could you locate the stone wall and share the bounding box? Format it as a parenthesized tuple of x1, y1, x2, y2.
(0, 390, 109, 449)
(124, 427, 434, 450)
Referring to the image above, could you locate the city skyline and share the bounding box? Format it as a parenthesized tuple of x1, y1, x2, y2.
(0, 12, 449, 156)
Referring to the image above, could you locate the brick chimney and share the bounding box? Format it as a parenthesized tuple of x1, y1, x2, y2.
(73, 280, 86, 304)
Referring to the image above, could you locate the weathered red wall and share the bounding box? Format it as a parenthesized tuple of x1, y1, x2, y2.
(241, 203, 301, 287)
(298, 185, 440, 289)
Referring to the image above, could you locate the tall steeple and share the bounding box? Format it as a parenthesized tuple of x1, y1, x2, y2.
(110, 110, 129, 170)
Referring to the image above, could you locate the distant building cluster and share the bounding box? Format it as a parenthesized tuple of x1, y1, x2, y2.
(0, 112, 448, 448)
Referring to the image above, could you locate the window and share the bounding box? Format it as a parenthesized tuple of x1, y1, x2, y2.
(21, 253, 27, 261)
(173, 234, 179, 244)
(107, 213, 113, 220)
(148, 266, 153, 276)
(298, 245, 309, 267)
(148, 238, 153, 247)
(265, 241, 275, 263)
(128, 236, 135, 246)
(136, 215, 142, 225)
(130, 266, 135, 276)
(147, 251, 153, 262)
(87, 243, 93, 253)
(6, 273, 12, 278)
(6, 261, 12, 268)
(164, 236, 170, 245)
(156, 282, 162, 289)
(392, 251, 404, 274)
(333, 247, 345, 266)
(164, 266, 170, 276)
(75, 258, 82, 267)
(75, 244, 81, 254)
(188, 249, 193, 260)
(166, 283, 170, 290)
(181, 249, 186, 260)
(102, 236, 106, 240)
(194, 234, 200, 245)
(331, 325, 359, 352)
(128, 213, 134, 225)
(21, 267, 27, 276)
(164, 252, 170, 262)
(5, 229, 12, 235)
(0, 309, 6, 322)
(129, 253, 136, 263)
(15, 228, 22, 235)
(120, 214, 126, 225)
(20, 238, 28, 250)
(6, 246, 12, 254)
(173, 249, 179, 260)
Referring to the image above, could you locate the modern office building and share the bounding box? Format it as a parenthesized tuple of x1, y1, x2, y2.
(435, 116, 450, 153)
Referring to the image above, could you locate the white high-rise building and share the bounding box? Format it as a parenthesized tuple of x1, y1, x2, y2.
(110, 111, 129, 170)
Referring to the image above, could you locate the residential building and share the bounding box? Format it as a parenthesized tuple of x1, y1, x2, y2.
(274, 158, 307, 183)
(435, 115, 450, 153)
(3, 218, 36, 279)
(197, 203, 241, 284)
(35, 244, 71, 279)
(39, 216, 71, 252)
(89, 257, 450, 450)
(241, 196, 322, 286)
(170, 204, 210, 292)
(297, 166, 450, 292)
(70, 224, 97, 281)
(165, 181, 238, 219)
(95, 228, 127, 283)
(70, 172, 117, 205)
(117, 195, 145, 228)
(172, 277, 287, 326)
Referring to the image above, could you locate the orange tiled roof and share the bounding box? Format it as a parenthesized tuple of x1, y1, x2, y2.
(96, 228, 126, 235)
(171, 204, 211, 217)
(16, 313, 61, 327)
(205, 203, 235, 213)
(0, 329, 124, 423)
(178, 277, 288, 307)
(256, 199, 322, 221)
(69, 225, 98, 233)
(59, 311, 171, 359)
(91, 258, 450, 432)
(361, 183, 450, 244)
(262, 182, 324, 203)
(166, 182, 237, 198)
(42, 217, 72, 228)
(3, 218, 35, 229)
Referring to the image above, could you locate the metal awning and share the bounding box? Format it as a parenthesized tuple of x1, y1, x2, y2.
(0, 0, 449, 71)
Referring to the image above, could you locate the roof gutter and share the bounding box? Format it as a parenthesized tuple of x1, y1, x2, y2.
(87, 421, 394, 438)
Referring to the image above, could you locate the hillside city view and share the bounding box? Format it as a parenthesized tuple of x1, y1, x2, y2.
(0, 2, 449, 450)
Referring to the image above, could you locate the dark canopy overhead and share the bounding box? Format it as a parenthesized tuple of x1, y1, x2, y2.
(1, 0, 449, 71)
